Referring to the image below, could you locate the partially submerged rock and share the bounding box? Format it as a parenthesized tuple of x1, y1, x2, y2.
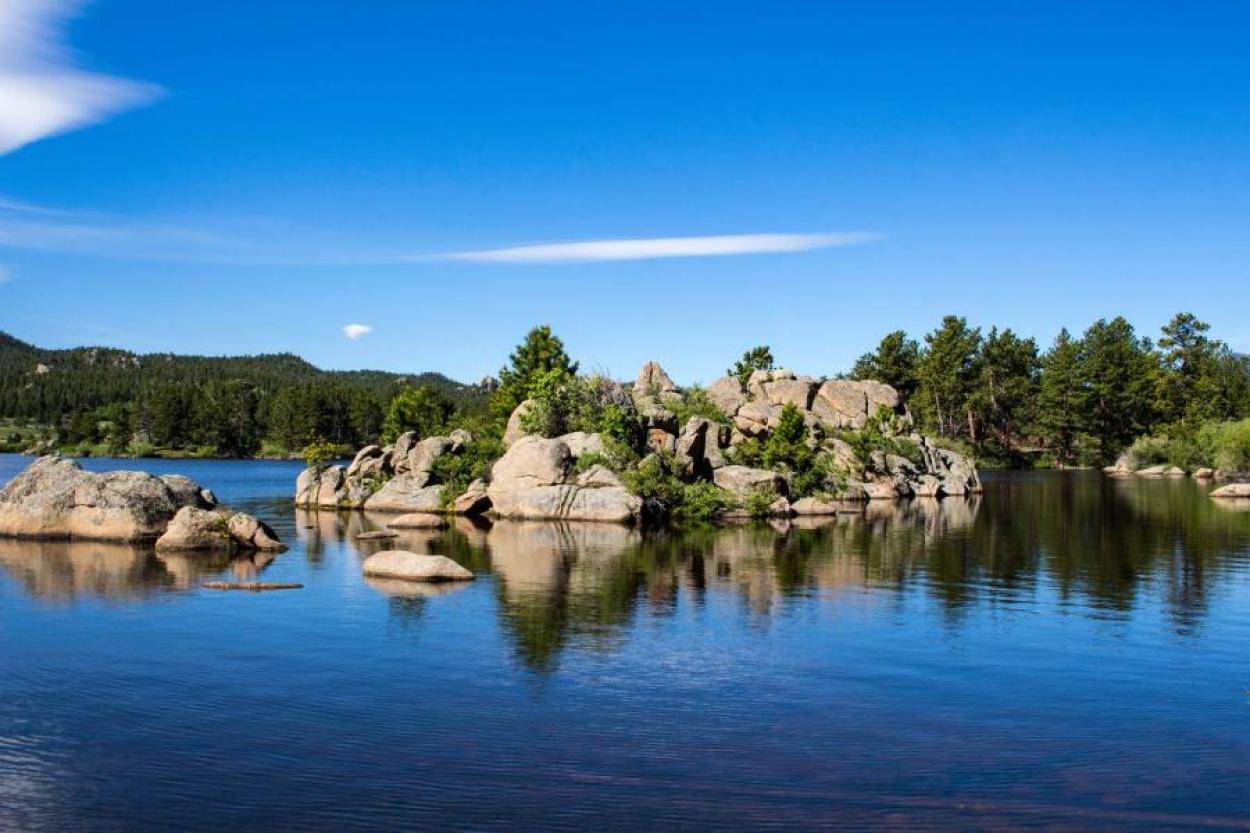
(387, 513, 450, 530)
(1210, 483, 1250, 499)
(361, 550, 474, 582)
(0, 456, 216, 543)
(156, 506, 286, 552)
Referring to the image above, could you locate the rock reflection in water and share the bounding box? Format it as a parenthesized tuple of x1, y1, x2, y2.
(0, 539, 277, 603)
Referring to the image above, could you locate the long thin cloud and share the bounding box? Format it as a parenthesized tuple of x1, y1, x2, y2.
(0, 0, 161, 156)
(435, 232, 880, 264)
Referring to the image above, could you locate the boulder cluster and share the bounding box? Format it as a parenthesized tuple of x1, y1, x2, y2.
(0, 456, 285, 551)
(294, 361, 982, 524)
(1102, 456, 1250, 500)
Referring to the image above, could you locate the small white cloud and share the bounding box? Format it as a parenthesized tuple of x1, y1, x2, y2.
(0, 0, 162, 156)
(342, 323, 373, 340)
(435, 232, 881, 264)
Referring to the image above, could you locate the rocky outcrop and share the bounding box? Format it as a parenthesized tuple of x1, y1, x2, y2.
(155, 506, 286, 552)
(361, 550, 474, 582)
(1210, 483, 1250, 499)
(487, 435, 642, 522)
(0, 456, 216, 543)
(290, 359, 983, 525)
(295, 430, 481, 513)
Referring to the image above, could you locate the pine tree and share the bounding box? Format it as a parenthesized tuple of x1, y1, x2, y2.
(917, 316, 982, 439)
(851, 330, 919, 400)
(491, 326, 578, 424)
(1036, 328, 1084, 465)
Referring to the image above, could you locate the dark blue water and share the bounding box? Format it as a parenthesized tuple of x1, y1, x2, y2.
(2, 454, 1250, 831)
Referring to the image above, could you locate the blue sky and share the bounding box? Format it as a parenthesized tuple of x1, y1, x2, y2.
(1, 0, 1248, 384)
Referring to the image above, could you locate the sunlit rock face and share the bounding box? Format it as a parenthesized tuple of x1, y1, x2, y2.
(0, 456, 215, 543)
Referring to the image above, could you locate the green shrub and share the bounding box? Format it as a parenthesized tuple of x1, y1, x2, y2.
(1125, 434, 1172, 468)
(430, 435, 505, 508)
(672, 386, 729, 426)
(838, 406, 921, 467)
(1208, 418, 1250, 471)
(619, 453, 732, 522)
(744, 485, 780, 518)
(675, 480, 732, 522)
(302, 439, 339, 472)
(520, 371, 643, 449)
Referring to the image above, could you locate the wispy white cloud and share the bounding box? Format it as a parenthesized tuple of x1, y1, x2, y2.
(0, 0, 161, 156)
(342, 323, 373, 340)
(434, 232, 881, 264)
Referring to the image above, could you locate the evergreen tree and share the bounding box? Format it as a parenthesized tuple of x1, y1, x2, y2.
(851, 330, 920, 400)
(971, 327, 1040, 459)
(1156, 312, 1230, 425)
(1077, 317, 1158, 463)
(728, 346, 775, 386)
(917, 316, 983, 439)
(491, 326, 579, 424)
(1036, 328, 1084, 465)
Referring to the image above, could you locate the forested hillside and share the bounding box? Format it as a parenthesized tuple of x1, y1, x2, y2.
(0, 332, 488, 456)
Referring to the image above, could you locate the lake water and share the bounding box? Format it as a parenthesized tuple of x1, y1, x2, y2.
(2, 454, 1250, 831)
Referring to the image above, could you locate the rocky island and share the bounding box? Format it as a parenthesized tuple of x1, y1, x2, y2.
(0, 456, 286, 551)
(295, 360, 982, 524)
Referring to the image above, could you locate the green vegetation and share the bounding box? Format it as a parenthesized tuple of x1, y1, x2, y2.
(619, 453, 731, 522)
(728, 345, 774, 387)
(430, 435, 506, 509)
(671, 385, 729, 425)
(726, 403, 846, 499)
(853, 312, 1250, 467)
(491, 325, 578, 425)
(0, 330, 486, 458)
(383, 387, 453, 442)
(1125, 419, 1250, 472)
(743, 485, 781, 518)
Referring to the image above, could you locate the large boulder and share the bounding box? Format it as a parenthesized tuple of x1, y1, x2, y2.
(361, 550, 474, 582)
(226, 512, 285, 550)
(503, 399, 537, 448)
(407, 437, 454, 479)
(488, 436, 641, 522)
(0, 456, 215, 543)
(453, 479, 492, 515)
(491, 436, 572, 488)
(490, 483, 642, 523)
(712, 465, 788, 499)
(155, 507, 233, 551)
(557, 431, 607, 459)
(1210, 484, 1250, 499)
(734, 401, 776, 438)
(363, 477, 444, 513)
(295, 465, 352, 508)
(156, 507, 286, 552)
(811, 380, 902, 430)
(705, 375, 747, 416)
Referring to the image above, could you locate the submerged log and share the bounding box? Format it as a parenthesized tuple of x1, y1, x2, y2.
(201, 581, 303, 591)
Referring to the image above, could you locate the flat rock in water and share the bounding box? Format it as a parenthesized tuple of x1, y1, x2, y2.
(361, 550, 473, 582)
(356, 530, 399, 540)
(202, 581, 303, 591)
(386, 513, 449, 529)
(1210, 483, 1250, 499)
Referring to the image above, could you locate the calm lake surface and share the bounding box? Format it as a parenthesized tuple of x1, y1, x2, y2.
(2, 454, 1249, 831)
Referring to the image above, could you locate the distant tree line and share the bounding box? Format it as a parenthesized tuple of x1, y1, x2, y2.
(851, 312, 1250, 466)
(0, 332, 487, 457)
